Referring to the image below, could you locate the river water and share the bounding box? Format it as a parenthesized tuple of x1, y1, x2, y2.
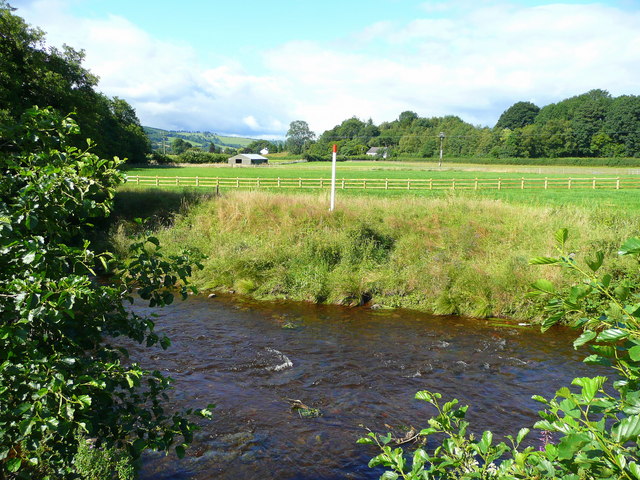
(127, 294, 600, 480)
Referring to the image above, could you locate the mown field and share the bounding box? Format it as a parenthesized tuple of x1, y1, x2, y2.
(121, 160, 640, 210)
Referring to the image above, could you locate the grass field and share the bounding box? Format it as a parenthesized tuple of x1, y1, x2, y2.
(121, 161, 640, 210)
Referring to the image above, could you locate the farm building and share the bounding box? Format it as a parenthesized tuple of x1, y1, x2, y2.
(366, 147, 388, 159)
(228, 154, 268, 166)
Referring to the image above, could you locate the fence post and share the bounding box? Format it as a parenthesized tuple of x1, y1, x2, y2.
(155, 175, 159, 186)
(196, 176, 199, 187)
(407, 179, 410, 190)
(321, 178, 324, 188)
(136, 176, 139, 185)
(364, 179, 367, 190)
(498, 178, 502, 190)
(341, 179, 345, 189)
(429, 178, 432, 190)
(617, 177, 620, 190)
(216, 177, 219, 189)
(299, 178, 302, 188)
(474, 178, 478, 190)
(592, 177, 596, 189)
(452, 178, 456, 190)
(236, 178, 239, 188)
(257, 178, 260, 188)
(568, 178, 572, 189)
(544, 178, 548, 190)
(521, 177, 524, 189)
(385, 179, 388, 190)
(278, 177, 281, 188)
(176, 176, 179, 186)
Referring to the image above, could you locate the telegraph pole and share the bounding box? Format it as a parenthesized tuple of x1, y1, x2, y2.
(438, 132, 445, 167)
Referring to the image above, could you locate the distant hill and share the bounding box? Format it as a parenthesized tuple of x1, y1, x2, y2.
(144, 126, 256, 151)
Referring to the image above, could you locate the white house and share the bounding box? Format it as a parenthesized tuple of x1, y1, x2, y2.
(366, 147, 388, 159)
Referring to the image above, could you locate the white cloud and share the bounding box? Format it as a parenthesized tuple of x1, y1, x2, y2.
(265, 2, 640, 131)
(13, 0, 292, 136)
(12, 0, 640, 136)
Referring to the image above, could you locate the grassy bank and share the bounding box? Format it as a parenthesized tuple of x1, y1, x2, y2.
(112, 189, 640, 322)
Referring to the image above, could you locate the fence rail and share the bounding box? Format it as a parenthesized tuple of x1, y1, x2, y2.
(124, 175, 640, 191)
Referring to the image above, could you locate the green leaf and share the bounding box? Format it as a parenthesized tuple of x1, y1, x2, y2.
(585, 251, 604, 272)
(22, 251, 36, 264)
(415, 391, 439, 403)
(381, 472, 399, 480)
(557, 433, 591, 460)
(175, 444, 186, 459)
(573, 330, 596, 348)
(597, 328, 628, 342)
(571, 376, 607, 402)
(7, 458, 21, 472)
(619, 237, 640, 256)
(531, 279, 556, 294)
(516, 428, 530, 444)
(612, 415, 640, 443)
(629, 345, 640, 362)
(555, 228, 568, 250)
(529, 256, 560, 265)
(628, 461, 640, 479)
(478, 430, 493, 454)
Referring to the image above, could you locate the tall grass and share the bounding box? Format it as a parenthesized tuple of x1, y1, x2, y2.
(113, 191, 640, 321)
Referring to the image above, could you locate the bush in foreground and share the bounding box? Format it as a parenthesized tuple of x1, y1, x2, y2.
(0, 108, 208, 478)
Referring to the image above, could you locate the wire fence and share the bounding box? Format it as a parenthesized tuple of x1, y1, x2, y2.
(124, 175, 640, 191)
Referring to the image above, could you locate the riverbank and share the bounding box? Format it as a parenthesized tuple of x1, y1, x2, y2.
(112, 190, 640, 321)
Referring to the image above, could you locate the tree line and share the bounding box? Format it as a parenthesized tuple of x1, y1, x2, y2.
(290, 89, 640, 161)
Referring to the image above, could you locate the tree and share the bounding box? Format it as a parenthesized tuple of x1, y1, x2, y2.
(0, 3, 150, 162)
(605, 95, 640, 157)
(245, 139, 276, 154)
(495, 101, 540, 130)
(0, 108, 209, 478)
(285, 120, 315, 154)
(171, 137, 192, 155)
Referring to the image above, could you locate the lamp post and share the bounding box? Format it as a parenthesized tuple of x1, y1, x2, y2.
(438, 132, 445, 167)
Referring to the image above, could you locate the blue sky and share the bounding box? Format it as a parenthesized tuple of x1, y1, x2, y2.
(12, 0, 640, 138)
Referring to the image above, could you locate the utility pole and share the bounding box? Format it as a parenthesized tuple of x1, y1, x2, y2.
(438, 132, 445, 167)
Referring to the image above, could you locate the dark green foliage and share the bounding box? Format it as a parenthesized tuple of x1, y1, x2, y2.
(495, 101, 540, 130)
(0, 108, 209, 478)
(171, 138, 192, 155)
(242, 139, 278, 154)
(307, 90, 640, 161)
(0, 2, 150, 163)
(178, 149, 227, 163)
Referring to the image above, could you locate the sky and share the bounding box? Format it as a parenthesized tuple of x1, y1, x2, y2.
(10, 0, 640, 139)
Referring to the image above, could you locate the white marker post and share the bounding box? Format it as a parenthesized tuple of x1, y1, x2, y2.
(330, 144, 337, 211)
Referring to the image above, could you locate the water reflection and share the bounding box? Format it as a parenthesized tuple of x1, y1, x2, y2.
(127, 295, 600, 480)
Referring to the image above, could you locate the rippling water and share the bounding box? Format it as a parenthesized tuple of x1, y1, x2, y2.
(125, 294, 600, 479)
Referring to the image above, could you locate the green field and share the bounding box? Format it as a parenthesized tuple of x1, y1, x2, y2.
(121, 161, 640, 210)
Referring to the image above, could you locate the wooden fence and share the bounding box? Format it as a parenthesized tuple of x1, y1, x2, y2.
(124, 175, 640, 191)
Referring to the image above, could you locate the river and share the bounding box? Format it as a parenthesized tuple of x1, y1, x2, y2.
(126, 294, 600, 479)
